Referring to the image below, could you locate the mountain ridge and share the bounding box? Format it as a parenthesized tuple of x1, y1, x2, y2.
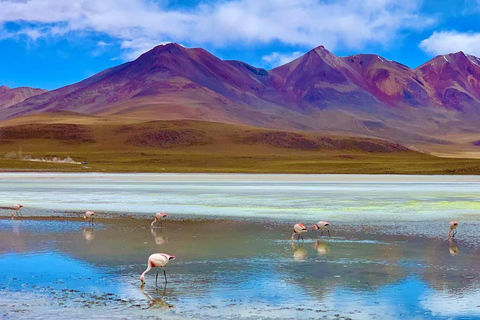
(2, 43, 480, 155)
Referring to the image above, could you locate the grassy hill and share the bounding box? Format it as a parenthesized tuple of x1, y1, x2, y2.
(1, 112, 480, 174)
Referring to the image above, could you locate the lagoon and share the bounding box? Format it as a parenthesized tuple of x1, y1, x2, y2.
(1, 174, 480, 319)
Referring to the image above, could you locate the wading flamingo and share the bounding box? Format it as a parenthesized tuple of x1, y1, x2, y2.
(151, 212, 168, 228)
(449, 221, 459, 238)
(312, 221, 331, 237)
(140, 253, 176, 287)
(291, 223, 308, 241)
(11, 204, 23, 218)
(83, 211, 95, 225)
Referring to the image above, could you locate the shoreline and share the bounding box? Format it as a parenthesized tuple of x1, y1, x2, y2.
(3, 172, 480, 182)
(2, 168, 480, 175)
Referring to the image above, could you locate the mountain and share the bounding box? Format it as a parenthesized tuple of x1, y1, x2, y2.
(3, 43, 480, 154)
(417, 51, 480, 113)
(0, 85, 46, 109)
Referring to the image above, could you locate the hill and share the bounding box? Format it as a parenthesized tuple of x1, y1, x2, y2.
(1, 113, 479, 174)
(0, 85, 46, 109)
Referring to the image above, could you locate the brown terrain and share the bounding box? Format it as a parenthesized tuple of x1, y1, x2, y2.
(0, 112, 479, 174)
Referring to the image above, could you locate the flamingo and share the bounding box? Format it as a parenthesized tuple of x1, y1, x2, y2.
(449, 221, 459, 238)
(11, 204, 23, 218)
(151, 212, 168, 228)
(140, 253, 176, 287)
(311, 220, 331, 237)
(83, 211, 95, 225)
(291, 223, 308, 241)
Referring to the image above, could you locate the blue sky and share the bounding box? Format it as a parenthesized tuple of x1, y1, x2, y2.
(1, 0, 480, 90)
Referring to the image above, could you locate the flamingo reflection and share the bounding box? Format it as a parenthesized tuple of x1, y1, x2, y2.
(449, 238, 459, 256)
(140, 284, 174, 309)
(150, 228, 166, 245)
(291, 241, 308, 261)
(82, 227, 94, 242)
(312, 240, 330, 255)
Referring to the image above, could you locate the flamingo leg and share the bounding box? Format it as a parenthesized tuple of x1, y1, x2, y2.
(320, 230, 323, 237)
(163, 267, 168, 284)
(155, 269, 159, 288)
(160, 221, 163, 228)
(327, 229, 331, 238)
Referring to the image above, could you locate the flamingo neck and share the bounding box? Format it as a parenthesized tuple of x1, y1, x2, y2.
(141, 264, 152, 278)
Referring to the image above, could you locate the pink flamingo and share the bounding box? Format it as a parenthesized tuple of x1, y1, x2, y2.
(83, 211, 95, 225)
(151, 212, 168, 228)
(140, 253, 176, 287)
(449, 221, 459, 238)
(311, 221, 331, 237)
(291, 223, 308, 241)
(11, 204, 23, 218)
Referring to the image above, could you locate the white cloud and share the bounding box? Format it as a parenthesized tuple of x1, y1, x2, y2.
(420, 31, 480, 57)
(262, 51, 303, 67)
(421, 288, 480, 317)
(97, 41, 111, 47)
(0, 0, 434, 60)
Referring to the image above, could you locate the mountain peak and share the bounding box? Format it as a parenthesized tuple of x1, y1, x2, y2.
(137, 42, 189, 60)
(450, 51, 467, 57)
(310, 45, 333, 56)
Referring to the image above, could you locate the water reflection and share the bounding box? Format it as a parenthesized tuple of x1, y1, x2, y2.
(82, 227, 94, 243)
(291, 241, 308, 261)
(1, 218, 480, 319)
(140, 285, 174, 309)
(150, 227, 166, 245)
(312, 240, 330, 255)
(449, 239, 459, 256)
(12, 220, 21, 235)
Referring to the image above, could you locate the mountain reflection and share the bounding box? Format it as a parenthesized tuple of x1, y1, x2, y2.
(1, 218, 480, 319)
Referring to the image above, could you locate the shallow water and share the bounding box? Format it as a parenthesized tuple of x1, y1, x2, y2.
(1, 174, 480, 319)
(1, 218, 480, 319)
(1, 173, 480, 221)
